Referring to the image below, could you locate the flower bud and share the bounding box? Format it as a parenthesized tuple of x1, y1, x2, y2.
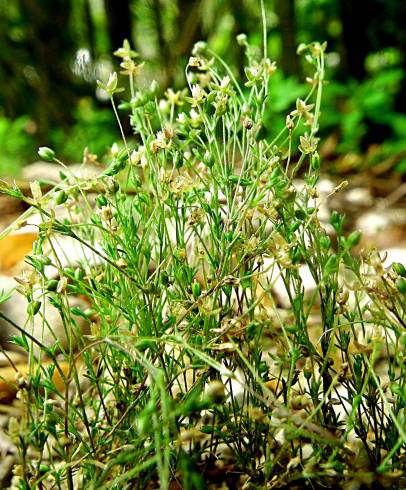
(311, 151, 320, 171)
(296, 43, 308, 55)
(392, 262, 406, 278)
(347, 230, 362, 248)
(27, 300, 41, 316)
(192, 41, 207, 55)
(242, 117, 253, 130)
(116, 148, 129, 163)
(192, 281, 201, 299)
(96, 194, 108, 208)
(396, 278, 406, 294)
(46, 279, 58, 291)
(236, 33, 248, 46)
(38, 147, 55, 161)
(55, 190, 68, 205)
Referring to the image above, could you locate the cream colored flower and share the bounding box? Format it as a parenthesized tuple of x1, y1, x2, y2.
(190, 84, 206, 105)
(165, 88, 184, 106)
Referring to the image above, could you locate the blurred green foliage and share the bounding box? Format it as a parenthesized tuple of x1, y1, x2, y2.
(0, 115, 36, 176)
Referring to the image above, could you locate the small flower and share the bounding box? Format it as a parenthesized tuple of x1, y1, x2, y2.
(113, 39, 138, 59)
(188, 56, 201, 67)
(299, 133, 318, 154)
(170, 174, 196, 196)
(187, 208, 205, 225)
(212, 75, 233, 98)
(291, 98, 314, 118)
(176, 112, 187, 123)
(83, 147, 99, 165)
(130, 146, 148, 167)
(150, 131, 171, 153)
(190, 84, 206, 105)
(174, 247, 187, 262)
(14, 269, 39, 289)
(245, 62, 262, 81)
(159, 99, 170, 113)
(165, 88, 184, 106)
(156, 130, 170, 147)
(213, 94, 228, 116)
(303, 111, 314, 126)
(197, 57, 214, 71)
(310, 41, 327, 58)
(196, 72, 211, 88)
(263, 58, 277, 75)
(96, 72, 124, 96)
(368, 251, 385, 276)
(196, 245, 206, 260)
(220, 75, 231, 90)
(189, 108, 202, 123)
(120, 59, 145, 77)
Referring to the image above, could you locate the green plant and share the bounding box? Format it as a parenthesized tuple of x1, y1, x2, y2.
(0, 16, 405, 490)
(0, 115, 36, 177)
(322, 66, 406, 156)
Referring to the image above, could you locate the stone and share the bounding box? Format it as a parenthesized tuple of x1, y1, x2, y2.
(22, 161, 100, 183)
(0, 274, 89, 356)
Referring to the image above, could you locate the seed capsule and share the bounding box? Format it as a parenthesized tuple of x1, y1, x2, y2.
(192, 281, 201, 299)
(393, 262, 406, 278)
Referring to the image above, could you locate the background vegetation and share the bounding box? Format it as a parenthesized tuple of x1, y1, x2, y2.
(0, 0, 405, 176)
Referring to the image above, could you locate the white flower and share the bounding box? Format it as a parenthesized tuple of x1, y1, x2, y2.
(220, 75, 231, 89)
(150, 131, 171, 153)
(177, 112, 186, 123)
(190, 84, 206, 104)
(111, 142, 119, 157)
(130, 146, 148, 167)
(190, 108, 201, 122)
(159, 99, 169, 113)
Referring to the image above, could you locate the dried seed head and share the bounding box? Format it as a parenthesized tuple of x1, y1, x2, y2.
(115, 258, 128, 269)
(101, 206, 113, 222)
(30, 181, 42, 202)
(286, 115, 294, 130)
(337, 288, 349, 305)
(242, 116, 253, 129)
(57, 276, 68, 294)
(163, 126, 175, 139)
(205, 380, 226, 404)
